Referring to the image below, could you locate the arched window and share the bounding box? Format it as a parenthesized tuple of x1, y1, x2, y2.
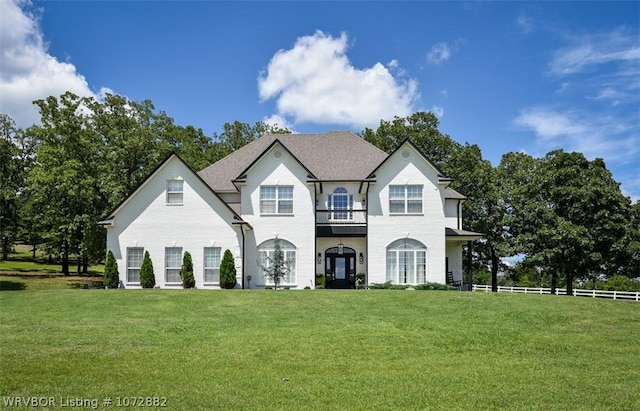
(328, 187, 353, 220)
(257, 238, 297, 285)
(386, 239, 427, 284)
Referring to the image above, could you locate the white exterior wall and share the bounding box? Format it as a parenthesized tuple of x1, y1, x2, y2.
(367, 144, 447, 285)
(446, 242, 464, 283)
(240, 144, 316, 289)
(105, 157, 242, 289)
(444, 199, 460, 229)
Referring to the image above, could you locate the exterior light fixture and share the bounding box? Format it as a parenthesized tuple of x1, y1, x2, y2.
(359, 253, 364, 264)
(317, 253, 322, 264)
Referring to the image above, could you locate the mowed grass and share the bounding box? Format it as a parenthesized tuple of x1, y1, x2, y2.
(0, 246, 104, 291)
(1, 290, 638, 410)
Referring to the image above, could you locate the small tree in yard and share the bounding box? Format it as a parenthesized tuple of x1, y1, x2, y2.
(260, 237, 291, 290)
(219, 249, 237, 289)
(181, 251, 195, 289)
(140, 250, 155, 288)
(103, 250, 120, 289)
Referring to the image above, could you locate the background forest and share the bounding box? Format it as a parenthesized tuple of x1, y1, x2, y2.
(1, 92, 638, 292)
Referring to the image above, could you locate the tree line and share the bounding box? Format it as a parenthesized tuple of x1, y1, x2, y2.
(1, 92, 638, 292)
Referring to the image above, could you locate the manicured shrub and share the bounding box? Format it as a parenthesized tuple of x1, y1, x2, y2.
(103, 250, 120, 289)
(599, 275, 640, 292)
(181, 251, 195, 289)
(219, 249, 237, 289)
(316, 273, 326, 289)
(140, 250, 155, 288)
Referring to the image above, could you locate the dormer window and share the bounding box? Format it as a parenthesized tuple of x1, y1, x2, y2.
(166, 179, 184, 205)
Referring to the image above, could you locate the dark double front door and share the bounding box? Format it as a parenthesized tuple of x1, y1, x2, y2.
(325, 247, 356, 289)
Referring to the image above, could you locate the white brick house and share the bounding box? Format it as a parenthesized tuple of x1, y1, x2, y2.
(99, 131, 481, 289)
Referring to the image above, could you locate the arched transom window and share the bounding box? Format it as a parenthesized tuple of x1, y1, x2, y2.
(258, 239, 297, 285)
(386, 239, 427, 284)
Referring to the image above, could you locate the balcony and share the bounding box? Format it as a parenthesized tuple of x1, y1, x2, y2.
(316, 210, 367, 237)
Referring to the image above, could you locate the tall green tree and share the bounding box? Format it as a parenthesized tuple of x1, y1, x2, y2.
(25, 92, 104, 274)
(361, 111, 460, 165)
(211, 120, 290, 163)
(0, 115, 22, 259)
(515, 150, 630, 295)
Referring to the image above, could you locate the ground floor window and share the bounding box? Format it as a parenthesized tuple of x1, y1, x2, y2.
(386, 239, 427, 284)
(258, 239, 296, 285)
(203, 247, 221, 284)
(165, 247, 182, 283)
(126, 247, 144, 284)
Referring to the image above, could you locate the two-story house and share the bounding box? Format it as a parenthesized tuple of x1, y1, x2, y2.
(99, 131, 481, 289)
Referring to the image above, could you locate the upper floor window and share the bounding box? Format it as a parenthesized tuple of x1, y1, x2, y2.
(260, 186, 293, 214)
(389, 185, 423, 214)
(328, 187, 353, 220)
(167, 180, 184, 205)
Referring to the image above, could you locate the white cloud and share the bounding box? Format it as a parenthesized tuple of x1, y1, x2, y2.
(430, 106, 444, 118)
(516, 14, 534, 34)
(257, 31, 419, 130)
(262, 114, 297, 134)
(0, 0, 101, 128)
(549, 28, 640, 76)
(427, 42, 451, 64)
(514, 106, 639, 164)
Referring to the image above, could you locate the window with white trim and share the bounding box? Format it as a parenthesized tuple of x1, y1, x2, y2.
(166, 180, 184, 204)
(165, 247, 182, 283)
(389, 185, 422, 214)
(260, 186, 293, 214)
(386, 239, 427, 284)
(257, 239, 297, 285)
(126, 247, 144, 284)
(203, 247, 221, 284)
(328, 187, 353, 220)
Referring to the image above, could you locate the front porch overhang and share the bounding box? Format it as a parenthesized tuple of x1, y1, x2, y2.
(445, 227, 483, 243)
(316, 225, 367, 237)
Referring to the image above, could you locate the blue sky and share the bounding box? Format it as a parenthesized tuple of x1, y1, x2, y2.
(1, 1, 638, 200)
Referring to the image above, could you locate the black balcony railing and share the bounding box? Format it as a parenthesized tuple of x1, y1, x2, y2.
(316, 210, 367, 225)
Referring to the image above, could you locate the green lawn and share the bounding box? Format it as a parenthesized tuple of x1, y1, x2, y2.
(0, 246, 104, 290)
(1, 290, 638, 410)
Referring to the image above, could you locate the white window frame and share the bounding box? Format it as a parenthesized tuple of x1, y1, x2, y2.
(328, 187, 353, 221)
(260, 186, 293, 215)
(166, 179, 184, 205)
(203, 247, 221, 284)
(386, 239, 427, 284)
(165, 247, 183, 284)
(126, 247, 144, 284)
(257, 239, 297, 286)
(389, 185, 423, 214)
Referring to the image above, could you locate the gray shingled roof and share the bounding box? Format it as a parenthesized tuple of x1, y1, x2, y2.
(198, 131, 388, 192)
(444, 187, 467, 200)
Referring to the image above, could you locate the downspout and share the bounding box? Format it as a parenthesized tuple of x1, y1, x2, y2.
(365, 181, 370, 286)
(241, 224, 246, 289)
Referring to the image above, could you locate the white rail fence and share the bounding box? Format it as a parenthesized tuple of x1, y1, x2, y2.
(472, 284, 640, 302)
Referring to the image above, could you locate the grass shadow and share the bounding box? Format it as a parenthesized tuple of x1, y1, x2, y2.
(0, 280, 27, 291)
